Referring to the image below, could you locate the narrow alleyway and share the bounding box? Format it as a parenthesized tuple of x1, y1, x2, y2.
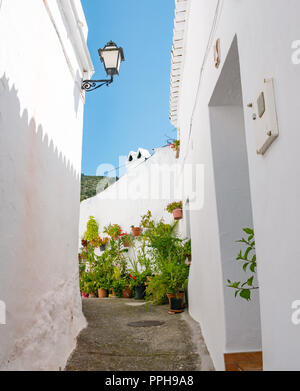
(66, 299, 214, 371)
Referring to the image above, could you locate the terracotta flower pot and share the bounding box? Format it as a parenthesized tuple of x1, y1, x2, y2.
(173, 208, 183, 220)
(170, 298, 184, 312)
(167, 292, 185, 309)
(98, 288, 108, 298)
(177, 291, 185, 309)
(89, 293, 96, 298)
(123, 239, 131, 247)
(131, 227, 141, 237)
(122, 285, 132, 298)
(167, 293, 175, 305)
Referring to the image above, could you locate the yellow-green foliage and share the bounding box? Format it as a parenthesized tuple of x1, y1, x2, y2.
(84, 216, 99, 242)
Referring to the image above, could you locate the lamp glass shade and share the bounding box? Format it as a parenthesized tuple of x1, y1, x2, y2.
(99, 41, 124, 76)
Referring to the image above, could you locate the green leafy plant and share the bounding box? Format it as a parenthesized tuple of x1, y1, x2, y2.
(169, 139, 180, 152)
(112, 279, 126, 298)
(84, 216, 99, 242)
(139, 210, 190, 304)
(184, 240, 191, 258)
(140, 210, 155, 229)
(128, 257, 152, 289)
(94, 252, 114, 290)
(166, 201, 183, 214)
(120, 232, 134, 247)
(146, 274, 169, 305)
(103, 223, 122, 239)
(173, 139, 180, 151)
(162, 261, 189, 294)
(227, 228, 258, 301)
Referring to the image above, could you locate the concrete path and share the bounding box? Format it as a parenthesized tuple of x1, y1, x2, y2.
(66, 298, 214, 371)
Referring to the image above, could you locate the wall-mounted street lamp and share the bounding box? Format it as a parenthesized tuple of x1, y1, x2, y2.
(81, 41, 125, 92)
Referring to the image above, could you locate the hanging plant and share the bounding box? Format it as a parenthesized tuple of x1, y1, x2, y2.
(103, 224, 122, 240)
(120, 233, 133, 248)
(131, 225, 141, 237)
(166, 201, 183, 220)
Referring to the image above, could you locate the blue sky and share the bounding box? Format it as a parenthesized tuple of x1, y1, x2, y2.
(81, 0, 175, 176)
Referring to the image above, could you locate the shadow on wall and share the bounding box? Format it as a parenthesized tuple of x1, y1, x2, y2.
(74, 70, 82, 116)
(0, 74, 85, 370)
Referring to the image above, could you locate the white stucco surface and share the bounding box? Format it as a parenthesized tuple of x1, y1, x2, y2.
(0, 0, 93, 370)
(173, 0, 300, 371)
(79, 147, 186, 241)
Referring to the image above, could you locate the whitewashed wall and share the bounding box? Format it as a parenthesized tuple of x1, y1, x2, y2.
(0, 0, 93, 370)
(79, 147, 188, 244)
(176, 0, 300, 371)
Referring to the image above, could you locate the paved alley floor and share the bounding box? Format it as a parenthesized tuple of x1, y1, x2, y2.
(65, 298, 214, 371)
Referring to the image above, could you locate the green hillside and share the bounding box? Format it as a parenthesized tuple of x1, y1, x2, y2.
(81, 175, 117, 202)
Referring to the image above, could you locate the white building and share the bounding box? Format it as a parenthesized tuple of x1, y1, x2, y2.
(0, 0, 94, 370)
(170, 0, 300, 371)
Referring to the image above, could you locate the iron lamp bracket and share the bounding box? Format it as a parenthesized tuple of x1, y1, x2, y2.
(81, 76, 114, 92)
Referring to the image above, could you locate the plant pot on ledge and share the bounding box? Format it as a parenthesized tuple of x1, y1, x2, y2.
(173, 208, 183, 220)
(98, 288, 108, 298)
(122, 285, 132, 298)
(131, 227, 141, 237)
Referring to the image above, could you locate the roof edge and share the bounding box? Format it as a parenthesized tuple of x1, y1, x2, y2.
(169, 0, 191, 129)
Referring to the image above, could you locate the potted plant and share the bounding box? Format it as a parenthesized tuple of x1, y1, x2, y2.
(170, 294, 184, 312)
(112, 279, 126, 298)
(120, 232, 133, 248)
(166, 201, 183, 220)
(160, 254, 189, 312)
(131, 225, 141, 237)
(100, 237, 109, 251)
(83, 281, 97, 298)
(122, 285, 132, 298)
(129, 271, 150, 300)
(97, 287, 107, 298)
(172, 140, 181, 159)
(120, 275, 132, 298)
(84, 216, 100, 242)
(97, 277, 108, 298)
(104, 224, 122, 240)
(169, 139, 180, 158)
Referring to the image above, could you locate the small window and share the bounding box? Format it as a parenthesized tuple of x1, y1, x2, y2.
(128, 155, 133, 162)
(137, 152, 142, 159)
